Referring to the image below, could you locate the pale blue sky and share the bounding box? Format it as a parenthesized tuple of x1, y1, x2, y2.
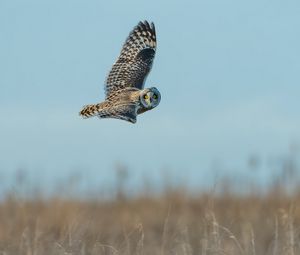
(1, 0, 300, 191)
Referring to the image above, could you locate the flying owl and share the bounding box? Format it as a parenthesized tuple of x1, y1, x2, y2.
(79, 21, 161, 124)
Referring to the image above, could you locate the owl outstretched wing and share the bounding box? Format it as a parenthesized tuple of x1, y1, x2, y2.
(105, 21, 156, 98)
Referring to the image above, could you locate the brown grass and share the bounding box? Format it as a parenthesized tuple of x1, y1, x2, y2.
(1, 187, 300, 255)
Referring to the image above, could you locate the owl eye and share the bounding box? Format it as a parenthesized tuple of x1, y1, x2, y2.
(144, 94, 149, 99)
(153, 94, 158, 99)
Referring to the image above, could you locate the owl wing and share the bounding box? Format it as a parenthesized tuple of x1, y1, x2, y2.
(97, 103, 137, 124)
(105, 21, 156, 99)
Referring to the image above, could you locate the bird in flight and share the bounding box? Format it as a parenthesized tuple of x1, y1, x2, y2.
(79, 21, 160, 124)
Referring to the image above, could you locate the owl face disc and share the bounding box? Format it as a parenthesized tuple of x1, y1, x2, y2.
(139, 87, 161, 109)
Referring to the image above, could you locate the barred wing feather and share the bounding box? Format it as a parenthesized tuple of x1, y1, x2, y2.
(105, 21, 156, 98)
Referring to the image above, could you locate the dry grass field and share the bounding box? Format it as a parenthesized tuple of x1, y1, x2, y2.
(1, 182, 300, 255)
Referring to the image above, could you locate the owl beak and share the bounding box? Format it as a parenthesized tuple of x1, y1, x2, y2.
(146, 98, 151, 107)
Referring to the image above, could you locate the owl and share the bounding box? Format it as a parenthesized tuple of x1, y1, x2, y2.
(79, 21, 161, 124)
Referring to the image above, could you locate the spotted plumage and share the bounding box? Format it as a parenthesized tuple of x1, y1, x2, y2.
(79, 20, 161, 124)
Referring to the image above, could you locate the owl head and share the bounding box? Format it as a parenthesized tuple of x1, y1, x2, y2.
(139, 87, 161, 109)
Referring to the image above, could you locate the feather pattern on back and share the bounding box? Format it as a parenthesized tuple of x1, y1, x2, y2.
(80, 88, 140, 123)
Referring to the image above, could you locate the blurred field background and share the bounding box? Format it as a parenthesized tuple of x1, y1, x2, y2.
(1, 150, 300, 255)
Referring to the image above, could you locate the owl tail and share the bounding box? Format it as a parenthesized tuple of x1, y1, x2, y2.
(79, 103, 137, 123)
(79, 104, 102, 118)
